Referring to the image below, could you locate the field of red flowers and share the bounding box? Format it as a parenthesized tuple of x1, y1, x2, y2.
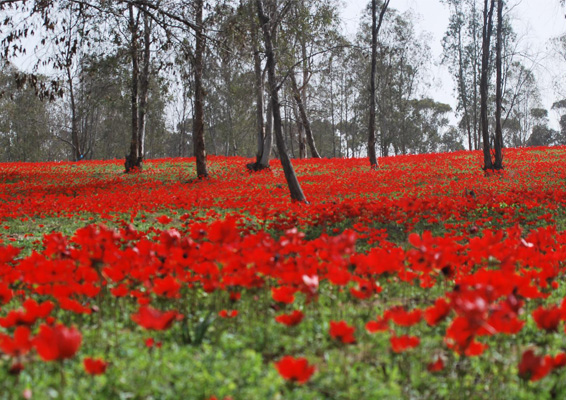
(2, 147, 566, 399)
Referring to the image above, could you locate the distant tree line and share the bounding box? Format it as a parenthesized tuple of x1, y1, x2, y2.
(0, 0, 565, 173)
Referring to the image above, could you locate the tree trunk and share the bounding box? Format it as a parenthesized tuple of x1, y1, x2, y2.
(125, 4, 141, 173)
(456, 18, 473, 151)
(368, 0, 389, 168)
(259, 98, 273, 166)
(137, 10, 150, 165)
(256, 0, 307, 203)
(480, 0, 495, 170)
(252, 29, 265, 166)
(472, 0, 480, 150)
(290, 72, 320, 158)
(329, 57, 336, 158)
(493, 0, 504, 169)
(67, 65, 81, 161)
(290, 94, 305, 158)
(193, 0, 208, 178)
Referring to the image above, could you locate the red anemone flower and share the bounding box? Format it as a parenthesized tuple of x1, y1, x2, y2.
(34, 323, 82, 361)
(83, 357, 109, 375)
(390, 335, 420, 353)
(218, 310, 238, 319)
(518, 349, 551, 382)
(532, 305, 562, 332)
(329, 320, 356, 344)
(271, 286, 296, 304)
(427, 357, 445, 372)
(0, 326, 33, 357)
(131, 305, 180, 330)
(275, 310, 304, 327)
(274, 356, 315, 384)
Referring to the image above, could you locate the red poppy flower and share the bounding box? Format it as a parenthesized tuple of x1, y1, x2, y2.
(131, 305, 180, 330)
(427, 357, 444, 372)
(390, 335, 420, 353)
(551, 353, 566, 369)
(274, 356, 315, 384)
(532, 305, 562, 332)
(229, 292, 241, 302)
(275, 310, 304, 327)
(34, 323, 82, 361)
(518, 349, 551, 382)
(424, 298, 451, 326)
(83, 357, 108, 375)
(156, 215, 172, 225)
(145, 338, 162, 348)
(218, 310, 238, 318)
(0, 282, 13, 305)
(0, 326, 33, 357)
(385, 306, 422, 327)
(329, 320, 356, 344)
(153, 276, 182, 298)
(208, 218, 239, 243)
(365, 317, 389, 333)
(271, 286, 296, 304)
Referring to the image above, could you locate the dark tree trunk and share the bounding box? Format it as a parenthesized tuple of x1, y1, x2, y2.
(138, 10, 150, 164)
(247, 23, 272, 172)
(471, 0, 480, 150)
(493, 0, 504, 169)
(290, 73, 320, 158)
(67, 66, 81, 161)
(125, 5, 141, 173)
(456, 21, 473, 151)
(290, 95, 305, 158)
(260, 99, 273, 165)
(253, 33, 265, 165)
(329, 57, 336, 158)
(480, 0, 495, 170)
(256, 0, 307, 203)
(368, 0, 389, 168)
(193, 0, 208, 178)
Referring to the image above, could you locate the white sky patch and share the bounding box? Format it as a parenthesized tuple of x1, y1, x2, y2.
(339, 0, 566, 129)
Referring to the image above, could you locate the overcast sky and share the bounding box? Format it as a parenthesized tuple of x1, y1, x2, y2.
(339, 0, 566, 127)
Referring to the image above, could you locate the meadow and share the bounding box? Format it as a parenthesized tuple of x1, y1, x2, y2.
(1, 147, 566, 399)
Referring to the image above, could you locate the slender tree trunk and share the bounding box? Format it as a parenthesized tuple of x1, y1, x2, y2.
(256, 0, 307, 202)
(493, 0, 504, 169)
(472, 0, 480, 150)
(290, 90, 300, 158)
(290, 72, 320, 158)
(299, 38, 309, 159)
(368, 0, 389, 168)
(456, 18, 473, 151)
(67, 66, 81, 161)
(137, 10, 150, 165)
(259, 99, 273, 166)
(480, 0, 495, 170)
(194, 0, 208, 178)
(126, 5, 140, 173)
(252, 28, 265, 166)
(329, 57, 336, 158)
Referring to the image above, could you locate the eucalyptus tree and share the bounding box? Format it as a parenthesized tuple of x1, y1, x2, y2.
(479, 0, 498, 169)
(502, 62, 540, 146)
(492, 0, 504, 168)
(278, 0, 342, 159)
(350, 6, 432, 157)
(0, 62, 57, 162)
(441, 0, 482, 150)
(0, 0, 210, 177)
(256, 0, 306, 202)
(368, 0, 390, 168)
(526, 108, 555, 147)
